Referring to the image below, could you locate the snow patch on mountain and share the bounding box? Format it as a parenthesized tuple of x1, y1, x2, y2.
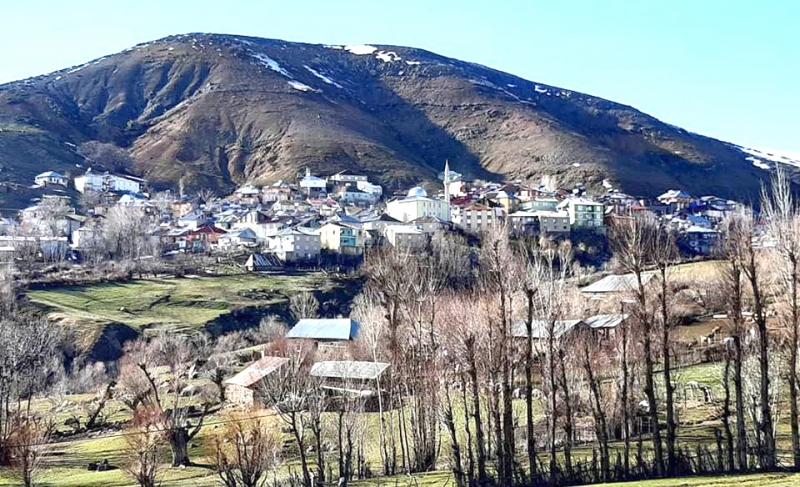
(251, 53, 291, 78)
(344, 45, 377, 55)
(738, 146, 800, 169)
(288, 80, 316, 92)
(376, 51, 401, 62)
(746, 157, 771, 170)
(303, 66, 342, 88)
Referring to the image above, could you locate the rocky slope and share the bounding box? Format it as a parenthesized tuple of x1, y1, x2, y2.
(0, 33, 784, 204)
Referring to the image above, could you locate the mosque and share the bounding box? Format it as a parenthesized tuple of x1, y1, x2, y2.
(385, 162, 452, 223)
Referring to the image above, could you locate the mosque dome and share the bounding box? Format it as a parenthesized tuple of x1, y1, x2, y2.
(407, 186, 427, 198)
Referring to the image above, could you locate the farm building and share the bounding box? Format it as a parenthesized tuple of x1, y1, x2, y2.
(580, 273, 655, 296)
(511, 319, 585, 341)
(245, 252, 283, 272)
(223, 355, 289, 408)
(286, 318, 360, 342)
(311, 360, 390, 408)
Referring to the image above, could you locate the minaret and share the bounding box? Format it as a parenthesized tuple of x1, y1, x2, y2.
(443, 159, 451, 205)
(443, 159, 451, 221)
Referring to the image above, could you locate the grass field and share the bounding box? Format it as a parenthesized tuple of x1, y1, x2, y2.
(28, 273, 334, 337)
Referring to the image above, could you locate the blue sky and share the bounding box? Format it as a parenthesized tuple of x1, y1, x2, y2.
(2, 0, 797, 153)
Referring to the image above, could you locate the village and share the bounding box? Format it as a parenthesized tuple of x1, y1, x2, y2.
(1, 163, 738, 268)
(1, 158, 780, 487)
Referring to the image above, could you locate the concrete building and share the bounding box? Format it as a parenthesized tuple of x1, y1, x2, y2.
(267, 228, 321, 262)
(508, 210, 570, 237)
(329, 173, 368, 184)
(317, 221, 366, 255)
(335, 187, 379, 206)
(34, 171, 68, 187)
(386, 187, 450, 223)
(74, 172, 145, 194)
(384, 224, 427, 249)
(451, 203, 503, 234)
(557, 198, 605, 230)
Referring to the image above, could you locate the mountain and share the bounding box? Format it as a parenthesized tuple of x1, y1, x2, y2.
(0, 33, 786, 207)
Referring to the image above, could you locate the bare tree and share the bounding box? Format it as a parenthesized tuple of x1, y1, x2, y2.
(212, 411, 280, 487)
(102, 206, 160, 260)
(6, 416, 54, 487)
(718, 212, 750, 471)
(203, 354, 235, 404)
(37, 197, 74, 238)
(122, 406, 166, 487)
(258, 343, 318, 487)
(197, 188, 217, 208)
(289, 292, 320, 322)
(79, 141, 135, 174)
(761, 167, 800, 468)
(0, 315, 61, 465)
(119, 335, 210, 466)
(609, 215, 665, 476)
(736, 208, 776, 468)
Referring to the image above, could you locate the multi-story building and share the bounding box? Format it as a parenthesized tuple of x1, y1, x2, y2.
(329, 173, 368, 184)
(451, 203, 503, 234)
(520, 197, 559, 212)
(335, 187, 379, 206)
(267, 228, 321, 262)
(34, 171, 68, 187)
(386, 187, 450, 223)
(557, 198, 605, 230)
(74, 172, 146, 194)
(317, 221, 366, 255)
(508, 210, 570, 237)
(383, 224, 427, 249)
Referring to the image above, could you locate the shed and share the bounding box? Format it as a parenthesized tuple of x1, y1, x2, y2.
(311, 360, 390, 406)
(580, 273, 655, 295)
(245, 252, 283, 272)
(286, 318, 360, 342)
(511, 319, 584, 340)
(223, 355, 289, 408)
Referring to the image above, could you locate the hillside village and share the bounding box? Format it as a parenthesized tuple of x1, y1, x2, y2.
(0, 162, 741, 267)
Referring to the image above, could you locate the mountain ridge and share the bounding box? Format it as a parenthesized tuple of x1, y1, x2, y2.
(0, 32, 783, 207)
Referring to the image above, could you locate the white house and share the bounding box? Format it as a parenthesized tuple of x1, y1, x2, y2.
(329, 173, 368, 184)
(356, 181, 383, 197)
(73, 172, 105, 193)
(267, 228, 321, 262)
(74, 172, 145, 194)
(317, 221, 366, 255)
(34, 171, 68, 187)
(386, 187, 450, 223)
(299, 173, 328, 194)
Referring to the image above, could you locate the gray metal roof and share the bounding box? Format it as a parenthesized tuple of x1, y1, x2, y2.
(511, 319, 584, 339)
(580, 273, 654, 294)
(311, 361, 389, 380)
(584, 314, 629, 329)
(286, 318, 360, 341)
(223, 356, 289, 388)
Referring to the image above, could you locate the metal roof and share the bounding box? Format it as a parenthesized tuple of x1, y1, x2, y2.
(511, 319, 584, 339)
(223, 356, 289, 388)
(286, 318, 360, 341)
(580, 273, 654, 294)
(311, 361, 389, 380)
(584, 314, 629, 329)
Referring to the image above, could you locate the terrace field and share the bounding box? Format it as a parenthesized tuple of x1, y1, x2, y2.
(27, 273, 358, 360)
